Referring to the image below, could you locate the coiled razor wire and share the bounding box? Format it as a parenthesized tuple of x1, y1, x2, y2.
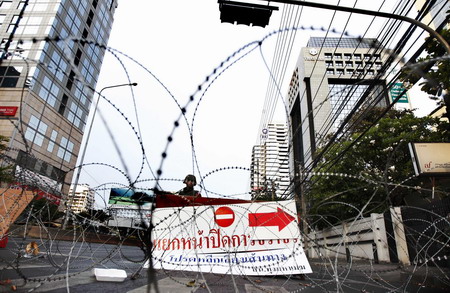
(0, 24, 449, 293)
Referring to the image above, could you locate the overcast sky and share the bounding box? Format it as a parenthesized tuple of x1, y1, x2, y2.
(78, 0, 438, 208)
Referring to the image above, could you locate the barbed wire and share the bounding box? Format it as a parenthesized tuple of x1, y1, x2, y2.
(0, 22, 449, 293)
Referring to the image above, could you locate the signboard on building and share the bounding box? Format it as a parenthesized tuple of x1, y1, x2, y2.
(408, 143, 450, 176)
(108, 188, 154, 207)
(146, 200, 312, 275)
(108, 205, 152, 229)
(390, 83, 409, 103)
(0, 106, 18, 116)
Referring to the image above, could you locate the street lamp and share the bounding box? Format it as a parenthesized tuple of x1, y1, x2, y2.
(63, 82, 137, 229)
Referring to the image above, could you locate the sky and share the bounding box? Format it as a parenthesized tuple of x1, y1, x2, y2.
(78, 0, 440, 208)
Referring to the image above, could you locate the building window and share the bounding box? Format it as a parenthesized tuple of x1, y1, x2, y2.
(324, 53, 333, 60)
(47, 130, 58, 153)
(326, 69, 335, 75)
(345, 61, 353, 67)
(325, 61, 333, 67)
(336, 69, 344, 75)
(24, 115, 48, 147)
(49, 50, 67, 82)
(333, 53, 342, 59)
(0, 66, 21, 87)
(39, 75, 60, 107)
(335, 61, 343, 67)
(354, 54, 362, 60)
(344, 53, 352, 60)
(0, 1, 12, 9)
(67, 100, 83, 129)
(58, 94, 68, 115)
(17, 150, 66, 183)
(28, 2, 47, 11)
(74, 83, 91, 106)
(57, 136, 74, 163)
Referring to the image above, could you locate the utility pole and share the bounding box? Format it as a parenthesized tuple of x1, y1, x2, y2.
(298, 167, 308, 251)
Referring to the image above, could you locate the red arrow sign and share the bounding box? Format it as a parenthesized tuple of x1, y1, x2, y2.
(248, 207, 296, 231)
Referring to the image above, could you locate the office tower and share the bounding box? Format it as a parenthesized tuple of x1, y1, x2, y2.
(0, 0, 118, 200)
(287, 37, 390, 175)
(415, 0, 450, 30)
(250, 122, 290, 200)
(68, 183, 94, 213)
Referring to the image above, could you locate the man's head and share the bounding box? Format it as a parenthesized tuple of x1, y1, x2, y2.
(183, 174, 197, 186)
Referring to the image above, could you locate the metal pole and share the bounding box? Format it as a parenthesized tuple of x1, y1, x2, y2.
(299, 167, 308, 249)
(62, 82, 137, 229)
(261, 0, 450, 55)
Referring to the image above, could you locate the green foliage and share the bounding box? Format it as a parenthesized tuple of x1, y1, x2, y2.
(27, 198, 63, 223)
(309, 109, 450, 227)
(400, 27, 450, 117)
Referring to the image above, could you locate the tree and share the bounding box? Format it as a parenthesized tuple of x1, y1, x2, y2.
(308, 108, 450, 227)
(28, 198, 63, 223)
(0, 135, 14, 184)
(400, 26, 450, 120)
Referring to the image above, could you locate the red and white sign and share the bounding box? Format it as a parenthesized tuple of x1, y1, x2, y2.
(147, 200, 311, 275)
(214, 206, 235, 227)
(248, 207, 296, 231)
(0, 106, 18, 116)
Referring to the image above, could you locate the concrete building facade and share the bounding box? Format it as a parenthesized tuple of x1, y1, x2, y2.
(0, 0, 118, 199)
(250, 122, 290, 200)
(68, 183, 94, 213)
(287, 37, 390, 177)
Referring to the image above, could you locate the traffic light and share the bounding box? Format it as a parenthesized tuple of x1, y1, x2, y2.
(218, 0, 279, 28)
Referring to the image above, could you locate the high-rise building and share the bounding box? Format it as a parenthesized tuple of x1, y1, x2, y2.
(68, 183, 94, 213)
(250, 122, 290, 200)
(0, 1, 118, 199)
(415, 0, 450, 30)
(287, 37, 390, 177)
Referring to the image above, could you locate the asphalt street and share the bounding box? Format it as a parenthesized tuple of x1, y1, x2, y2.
(0, 237, 448, 292)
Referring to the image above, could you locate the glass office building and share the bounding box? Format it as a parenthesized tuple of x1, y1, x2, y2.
(0, 0, 118, 197)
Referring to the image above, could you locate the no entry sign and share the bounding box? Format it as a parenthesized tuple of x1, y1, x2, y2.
(214, 206, 235, 227)
(149, 200, 312, 275)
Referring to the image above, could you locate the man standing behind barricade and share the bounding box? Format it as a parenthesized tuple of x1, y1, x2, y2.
(177, 174, 201, 197)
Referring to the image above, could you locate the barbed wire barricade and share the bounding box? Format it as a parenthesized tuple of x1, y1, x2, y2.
(0, 24, 449, 293)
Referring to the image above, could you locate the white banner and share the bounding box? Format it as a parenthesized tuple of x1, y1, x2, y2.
(146, 200, 312, 275)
